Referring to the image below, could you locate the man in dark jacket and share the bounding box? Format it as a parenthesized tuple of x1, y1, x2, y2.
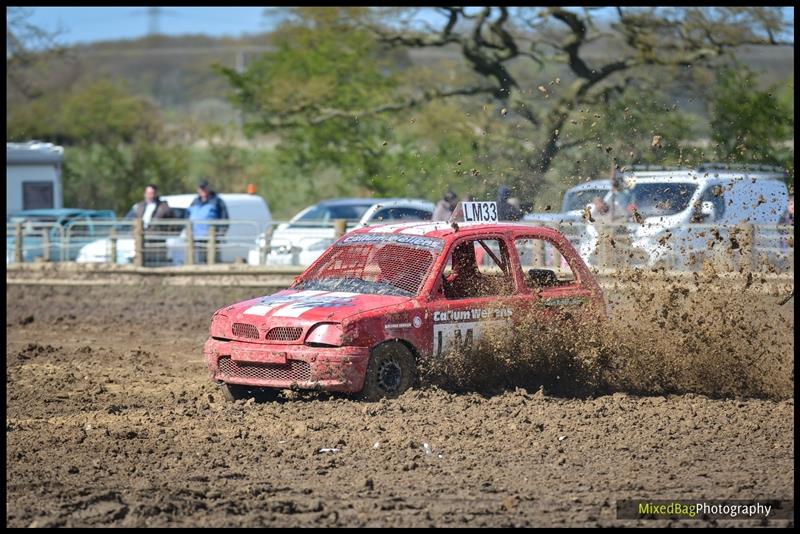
(496, 185, 523, 221)
(131, 184, 173, 229)
(188, 180, 229, 264)
(129, 184, 173, 266)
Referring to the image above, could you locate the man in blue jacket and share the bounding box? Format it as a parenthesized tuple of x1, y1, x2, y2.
(188, 180, 229, 264)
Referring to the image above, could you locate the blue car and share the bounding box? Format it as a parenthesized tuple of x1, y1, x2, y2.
(6, 208, 117, 263)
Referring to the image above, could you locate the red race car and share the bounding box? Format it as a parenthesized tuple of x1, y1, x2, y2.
(204, 221, 605, 401)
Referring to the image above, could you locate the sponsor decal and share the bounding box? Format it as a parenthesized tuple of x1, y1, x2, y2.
(384, 322, 412, 330)
(538, 297, 587, 308)
(242, 290, 357, 317)
(433, 320, 506, 357)
(433, 307, 513, 323)
(243, 290, 326, 316)
(339, 233, 444, 251)
(412, 316, 422, 329)
(271, 292, 357, 318)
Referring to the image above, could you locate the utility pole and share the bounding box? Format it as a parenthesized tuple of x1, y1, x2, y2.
(148, 7, 162, 37)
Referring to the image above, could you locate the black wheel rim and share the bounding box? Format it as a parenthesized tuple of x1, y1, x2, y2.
(377, 358, 402, 393)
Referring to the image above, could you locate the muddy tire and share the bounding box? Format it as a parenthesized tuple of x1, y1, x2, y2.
(220, 383, 280, 403)
(359, 342, 416, 401)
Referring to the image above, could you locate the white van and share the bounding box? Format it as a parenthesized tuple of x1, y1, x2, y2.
(77, 193, 271, 265)
(592, 164, 789, 268)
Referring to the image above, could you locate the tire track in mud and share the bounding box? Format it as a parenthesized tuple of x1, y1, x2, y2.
(5, 284, 794, 527)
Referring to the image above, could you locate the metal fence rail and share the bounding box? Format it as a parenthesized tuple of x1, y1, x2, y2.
(7, 218, 795, 274)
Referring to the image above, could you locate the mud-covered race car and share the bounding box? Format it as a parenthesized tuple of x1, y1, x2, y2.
(204, 220, 605, 401)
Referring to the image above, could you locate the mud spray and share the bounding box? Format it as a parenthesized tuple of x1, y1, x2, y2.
(420, 265, 793, 400)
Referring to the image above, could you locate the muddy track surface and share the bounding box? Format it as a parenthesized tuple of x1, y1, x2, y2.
(6, 284, 794, 527)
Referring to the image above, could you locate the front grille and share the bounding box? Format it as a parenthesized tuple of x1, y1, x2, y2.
(217, 357, 311, 382)
(265, 327, 303, 342)
(232, 323, 259, 339)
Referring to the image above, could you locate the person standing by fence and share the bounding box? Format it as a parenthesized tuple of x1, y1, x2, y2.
(188, 180, 229, 264)
(130, 184, 173, 266)
(433, 189, 459, 221)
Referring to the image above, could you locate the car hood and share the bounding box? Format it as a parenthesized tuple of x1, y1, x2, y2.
(269, 228, 336, 250)
(220, 289, 411, 325)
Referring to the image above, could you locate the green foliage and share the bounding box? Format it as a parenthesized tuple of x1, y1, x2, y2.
(217, 8, 428, 198)
(537, 91, 698, 209)
(8, 79, 190, 215)
(710, 65, 794, 168)
(63, 138, 189, 215)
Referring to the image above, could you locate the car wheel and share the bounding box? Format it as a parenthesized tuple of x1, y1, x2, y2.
(220, 383, 280, 403)
(359, 342, 416, 401)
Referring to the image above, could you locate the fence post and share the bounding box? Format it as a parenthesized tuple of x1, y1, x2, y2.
(42, 228, 50, 262)
(334, 219, 347, 238)
(185, 222, 194, 266)
(596, 223, 611, 269)
(14, 222, 23, 263)
(133, 218, 144, 267)
(260, 224, 274, 265)
(740, 223, 755, 273)
(110, 227, 118, 264)
(553, 222, 563, 268)
(207, 224, 217, 265)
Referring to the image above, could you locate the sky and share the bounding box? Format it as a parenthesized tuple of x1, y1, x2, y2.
(16, 6, 795, 47)
(21, 7, 279, 45)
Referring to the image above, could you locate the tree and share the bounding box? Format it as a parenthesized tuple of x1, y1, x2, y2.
(6, 7, 80, 101)
(709, 65, 794, 169)
(217, 7, 500, 200)
(367, 8, 791, 188)
(8, 79, 190, 214)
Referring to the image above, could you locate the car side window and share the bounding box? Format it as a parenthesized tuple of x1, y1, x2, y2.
(514, 238, 576, 290)
(699, 184, 726, 220)
(440, 238, 513, 299)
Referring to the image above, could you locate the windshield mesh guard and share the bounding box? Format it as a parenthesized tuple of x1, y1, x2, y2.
(299, 242, 437, 296)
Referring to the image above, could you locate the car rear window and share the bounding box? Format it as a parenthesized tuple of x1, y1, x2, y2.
(295, 238, 440, 297)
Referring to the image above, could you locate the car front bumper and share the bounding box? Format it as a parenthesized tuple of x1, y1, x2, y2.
(204, 338, 370, 393)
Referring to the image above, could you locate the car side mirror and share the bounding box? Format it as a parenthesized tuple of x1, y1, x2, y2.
(699, 201, 716, 221)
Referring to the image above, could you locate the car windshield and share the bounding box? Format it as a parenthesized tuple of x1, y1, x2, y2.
(289, 204, 372, 228)
(614, 183, 698, 218)
(562, 189, 610, 212)
(293, 234, 443, 297)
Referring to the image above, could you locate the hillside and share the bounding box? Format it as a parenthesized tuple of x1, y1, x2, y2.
(8, 32, 794, 130)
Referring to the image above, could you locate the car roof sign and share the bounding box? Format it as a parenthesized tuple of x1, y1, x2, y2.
(462, 201, 498, 222)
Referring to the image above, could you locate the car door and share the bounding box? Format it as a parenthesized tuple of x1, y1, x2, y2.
(426, 235, 518, 358)
(512, 232, 597, 323)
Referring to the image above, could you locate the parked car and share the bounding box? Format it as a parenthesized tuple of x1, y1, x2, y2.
(248, 198, 435, 266)
(6, 208, 116, 263)
(600, 164, 789, 268)
(76, 194, 271, 265)
(205, 220, 605, 401)
(523, 180, 612, 225)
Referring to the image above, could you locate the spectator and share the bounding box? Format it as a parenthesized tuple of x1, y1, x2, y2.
(433, 189, 459, 221)
(130, 184, 173, 266)
(780, 194, 794, 225)
(588, 195, 614, 224)
(188, 180, 229, 264)
(450, 193, 475, 222)
(497, 185, 523, 221)
(130, 184, 173, 229)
